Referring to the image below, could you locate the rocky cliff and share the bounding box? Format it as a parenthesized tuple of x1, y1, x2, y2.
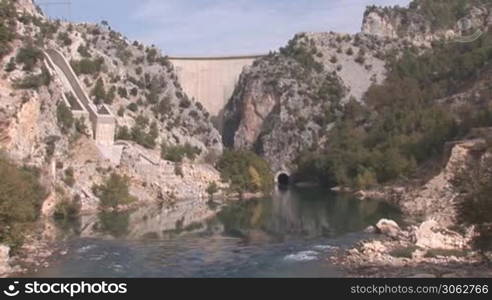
(223, 28, 395, 173)
(223, 0, 492, 175)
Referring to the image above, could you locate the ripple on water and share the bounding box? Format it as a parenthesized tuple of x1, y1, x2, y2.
(312, 245, 339, 252)
(76, 245, 97, 254)
(283, 250, 319, 262)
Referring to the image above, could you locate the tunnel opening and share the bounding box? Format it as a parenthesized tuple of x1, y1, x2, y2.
(277, 173, 290, 187)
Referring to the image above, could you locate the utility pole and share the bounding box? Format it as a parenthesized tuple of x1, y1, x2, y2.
(36, 1, 72, 21)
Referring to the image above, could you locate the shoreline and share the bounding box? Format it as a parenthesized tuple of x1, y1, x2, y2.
(1, 191, 268, 278)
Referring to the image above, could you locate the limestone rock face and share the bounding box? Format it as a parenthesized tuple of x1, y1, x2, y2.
(414, 220, 468, 250)
(0, 245, 11, 277)
(361, 3, 492, 47)
(361, 11, 399, 39)
(223, 32, 389, 172)
(375, 219, 401, 238)
(396, 140, 483, 227)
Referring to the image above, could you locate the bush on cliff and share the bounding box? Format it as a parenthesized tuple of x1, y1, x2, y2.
(454, 152, 492, 254)
(56, 101, 74, 134)
(0, 0, 16, 58)
(0, 154, 46, 250)
(92, 173, 137, 210)
(161, 143, 201, 163)
(14, 66, 52, 90)
(15, 44, 43, 72)
(70, 57, 104, 75)
(216, 150, 273, 194)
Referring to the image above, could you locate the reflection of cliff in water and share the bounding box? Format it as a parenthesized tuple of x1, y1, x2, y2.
(75, 188, 399, 241)
(217, 188, 400, 241)
(77, 199, 216, 239)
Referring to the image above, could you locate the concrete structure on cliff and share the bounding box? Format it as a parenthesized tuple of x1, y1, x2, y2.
(44, 48, 115, 147)
(44, 48, 117, 161)
(169, 55, 265, 118)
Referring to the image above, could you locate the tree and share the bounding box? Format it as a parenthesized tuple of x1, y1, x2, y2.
(4, 57, 15, 72)
(105, 86, 116, 104)
(217, 150, 273, 193)
(56, 102, 74, 134)
(91, 78, 106, 104)
(0, 155, 46, 249)
(454, 152, 492, 255)
(93, 173, 137, 209)
(206, 182, 219, 200)
(16, 45, 43, 71)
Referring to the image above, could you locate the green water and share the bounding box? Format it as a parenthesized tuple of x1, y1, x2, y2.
(30, 187, 399, 277)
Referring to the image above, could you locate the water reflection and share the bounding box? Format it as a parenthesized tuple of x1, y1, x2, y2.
(215, 188, 400, 242)
(33, 188, 400, 277)
(79, 187, 399, 242)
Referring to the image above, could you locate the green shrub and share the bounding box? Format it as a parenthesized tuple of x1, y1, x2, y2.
(454, 154, 492, 252)
(424, 248, 467, 258)
(91, 78, 106, 105)
(117, 106, 125, 117)
(63, 167, 75, 187)
(389, 246, 419, 258)
(118, 87, 128, 99)
(0, 0, 16, 58)
(4, 57, 15, 72)
(161, 143, 201, 162)
(279, 34, 324, 73)
(77, 44, 91, 58)
(57, 31, 72, 46)
(71, 57, 104, 75)
(14, 66, 52, 90)
(179, 98, 191, 109)
(56, 102, 74, 134)
(216, 150, 273, 193)
(206, 181, 219, 199)
(127, 102, 138, 112)
(53, 196, 80, 220)
(16, 45, 43, 71)
(0, 155, 46, 249)
(93, 173, 137, 209)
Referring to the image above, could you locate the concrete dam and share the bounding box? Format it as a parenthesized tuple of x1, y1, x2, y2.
(169, 55, 265, 117)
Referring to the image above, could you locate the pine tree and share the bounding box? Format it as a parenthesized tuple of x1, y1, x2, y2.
(91, 78, 106, 105)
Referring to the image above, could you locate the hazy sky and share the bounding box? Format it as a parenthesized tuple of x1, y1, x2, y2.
(39, 0, 411, 56)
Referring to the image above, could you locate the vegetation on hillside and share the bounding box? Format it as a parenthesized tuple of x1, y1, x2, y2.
(0, 0, 16, 58)
(92, 173, 137, 209)
(0, 154, 46, 250)
(217, 150, 273, 194)
(295, 30, 492, 188)
(454, 147, 492, 253)
(160, 142, 201, 163)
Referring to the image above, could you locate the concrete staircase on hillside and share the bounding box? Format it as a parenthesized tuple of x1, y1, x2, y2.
(43, 48, 120, 163)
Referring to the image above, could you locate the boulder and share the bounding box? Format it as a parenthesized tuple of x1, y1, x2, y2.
(375, 219, 400, 238)
(364, 225, 376, 233)
(414, 220, 467, 249)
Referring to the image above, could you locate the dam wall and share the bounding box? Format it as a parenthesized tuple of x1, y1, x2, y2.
(169, 55, 265, 117)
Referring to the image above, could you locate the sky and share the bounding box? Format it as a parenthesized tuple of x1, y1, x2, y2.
(38, 0, 411, 56)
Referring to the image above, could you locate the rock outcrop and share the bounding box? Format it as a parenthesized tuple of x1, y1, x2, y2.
(223, 31, 392, 172)
(362, 1, 492, 46)
(0, 245, 11, 277)
(393, 139, 485, 227)
(375, 219, 401, 238)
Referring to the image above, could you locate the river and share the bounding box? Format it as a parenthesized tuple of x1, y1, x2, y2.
(29, 187, 400, 277)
